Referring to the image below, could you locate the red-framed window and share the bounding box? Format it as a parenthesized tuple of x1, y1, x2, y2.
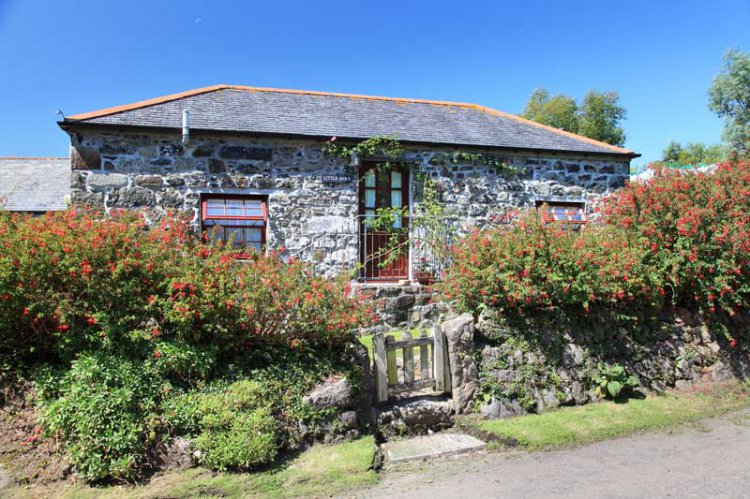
(201, 195, 267, 252)
(535, 200, 587, 229)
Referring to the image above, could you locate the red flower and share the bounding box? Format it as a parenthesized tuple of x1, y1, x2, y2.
(153, 351, 162, 359)
(730, 338, 737, 348)
(87, 316, 96, 325)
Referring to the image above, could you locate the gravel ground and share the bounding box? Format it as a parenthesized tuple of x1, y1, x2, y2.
(352, 408, 750, 498)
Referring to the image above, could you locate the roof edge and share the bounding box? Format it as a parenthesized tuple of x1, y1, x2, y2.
(64, 84, 635, 156)
(58, 121, 638, 158)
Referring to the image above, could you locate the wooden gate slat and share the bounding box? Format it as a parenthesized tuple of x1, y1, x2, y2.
(402, 330, 415, 383)
(373, 333, 388, 403)
(419, 327, 430, 380)
(385, 335, 398, 385)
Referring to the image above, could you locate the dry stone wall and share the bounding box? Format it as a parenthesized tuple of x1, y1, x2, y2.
(473, 307, 750, 418)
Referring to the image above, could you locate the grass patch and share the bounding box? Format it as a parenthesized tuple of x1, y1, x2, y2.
(9, 437, 377, 499)
(359, 328, 431, 360)
(477, 382, 750, 451)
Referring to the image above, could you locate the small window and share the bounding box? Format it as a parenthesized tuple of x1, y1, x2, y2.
(535, 201, 587, 229)
(202, 195, 267, 252)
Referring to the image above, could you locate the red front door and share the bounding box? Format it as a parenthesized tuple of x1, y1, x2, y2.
(359, 164, 409, 281)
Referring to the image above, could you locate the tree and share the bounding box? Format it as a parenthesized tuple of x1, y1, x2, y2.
(578, 91, 627, 147)
(522, 89, 580, 132)
(709, 49, 750, 152)
(522, 88, 627, 146)
(661, 141, 726, 165)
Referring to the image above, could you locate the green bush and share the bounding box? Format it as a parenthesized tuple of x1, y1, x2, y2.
(166, 380, 278, 470)
(593, 363, 639, 399)
(35, 353, 164, 482)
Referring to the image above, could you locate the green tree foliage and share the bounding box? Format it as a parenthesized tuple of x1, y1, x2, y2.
(661, 141, 726, 165)
(522, 88, 627, 146)
(578, 90, 627, 147)
(709, 49, 750, 152)
(522, 89, 580, 132)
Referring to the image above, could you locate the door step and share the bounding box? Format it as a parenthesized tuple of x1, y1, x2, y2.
(381, 432, 486, 464)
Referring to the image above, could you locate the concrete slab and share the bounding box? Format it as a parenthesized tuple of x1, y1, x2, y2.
(382, 433, 486, 464)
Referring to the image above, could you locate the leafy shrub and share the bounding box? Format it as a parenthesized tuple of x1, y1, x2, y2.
(593, 363, 639, 399)
(0, 208, 369, 364)
(441, 210, 661, 316)
(166, 380, 278, 470)
(443, 160, 750, 320)
(35, 353, 164, 482)
(602, 160, 750, 314)
(0, 208, 369, 482)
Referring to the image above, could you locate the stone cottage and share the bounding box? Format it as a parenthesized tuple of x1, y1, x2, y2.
(58, 84, 637, 325)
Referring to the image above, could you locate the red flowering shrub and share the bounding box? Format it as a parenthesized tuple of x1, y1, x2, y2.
(441, 210, 661, 316)
(443, 160, 750, 318)
(602, 160, 750, 314)
(0, 209, 368, 364)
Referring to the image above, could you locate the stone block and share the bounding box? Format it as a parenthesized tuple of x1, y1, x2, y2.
(442, 313, 479, 414)
(135, 175, 164, 188)
(72, 190, 103, 207)
(88, 173, 128, 191)
(109, 186, 155, 208)
(158, 189, 184, 209)
(219, 146, 272, 161)
(71, 146, 101, 170)
(208, 159, 226, 173)
(303, 377, 353, 410)
(191, 145, 214, 157)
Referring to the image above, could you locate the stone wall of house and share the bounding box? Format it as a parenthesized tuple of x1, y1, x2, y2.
(67, 129, 630, 327)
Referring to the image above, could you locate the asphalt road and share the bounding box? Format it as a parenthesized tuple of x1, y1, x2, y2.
(354, 408, 750, 498)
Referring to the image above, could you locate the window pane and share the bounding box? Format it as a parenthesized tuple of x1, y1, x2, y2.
(391, 190, 402, 208)
(365, 189, 376, 208)
(245, 228, 263, 243)
(391, 171, 402, 189)
(548, 205, 584, 222)
(248, 241, 262, 253)
(208, 226, 223, 242)
(226, 199, 243, 216)
(365, 209, 376, 219)
(226, 227, 243, 246)
(244, 199, 263, 217)
(364, 170, 376, 188)
(206, 199, 224, 216)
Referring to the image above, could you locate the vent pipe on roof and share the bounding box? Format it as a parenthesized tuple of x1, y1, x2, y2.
(181, 110, 190, 146)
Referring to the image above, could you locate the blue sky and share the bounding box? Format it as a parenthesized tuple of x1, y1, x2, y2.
(0, 0, 748, 166)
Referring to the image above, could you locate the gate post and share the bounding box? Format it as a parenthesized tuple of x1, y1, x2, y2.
(433, 325, 452, 393)
(373, 333, 389, 403)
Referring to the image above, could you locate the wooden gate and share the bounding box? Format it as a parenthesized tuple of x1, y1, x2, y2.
(372, 325, 452, 403)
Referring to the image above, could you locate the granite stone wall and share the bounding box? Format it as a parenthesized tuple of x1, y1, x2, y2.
(473, 307, 750, 418)
(66, 129, 630, 327)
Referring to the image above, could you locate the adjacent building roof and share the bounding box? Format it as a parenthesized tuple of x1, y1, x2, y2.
(0, 158, 70, 212)
(61, 84, 636, 157)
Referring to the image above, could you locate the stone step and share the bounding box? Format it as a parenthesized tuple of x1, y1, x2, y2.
(381, 432, 486, 464)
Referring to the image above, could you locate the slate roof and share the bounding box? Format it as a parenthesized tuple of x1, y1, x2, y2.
(0, 158, 70, 212)
(62, 85, 636, 157)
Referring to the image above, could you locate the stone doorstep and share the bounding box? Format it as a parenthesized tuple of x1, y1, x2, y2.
(382, 433, 486, 464)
